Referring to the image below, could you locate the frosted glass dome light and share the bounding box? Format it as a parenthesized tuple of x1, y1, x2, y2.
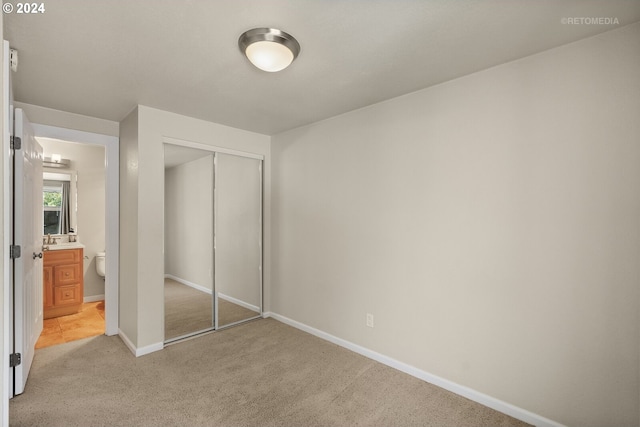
(245, 41, 294, 72)
(239, 28, 300, 72)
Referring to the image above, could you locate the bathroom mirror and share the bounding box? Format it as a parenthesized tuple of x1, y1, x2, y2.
(163, 143, 263, 342)
(43, 170, 77, 235)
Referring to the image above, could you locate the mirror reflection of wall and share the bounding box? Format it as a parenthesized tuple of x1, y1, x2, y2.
(215, 153, 262, 328)
(164, 145, 214, 341)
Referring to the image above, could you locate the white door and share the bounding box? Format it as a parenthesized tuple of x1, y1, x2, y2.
(11, 108, 43, 396)
(2, 39, 13, 425)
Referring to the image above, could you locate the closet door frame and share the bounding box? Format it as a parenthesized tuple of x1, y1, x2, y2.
(162, 137, 263, 343)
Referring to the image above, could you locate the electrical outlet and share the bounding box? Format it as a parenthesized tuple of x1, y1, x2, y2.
(366, 313, 374, 328)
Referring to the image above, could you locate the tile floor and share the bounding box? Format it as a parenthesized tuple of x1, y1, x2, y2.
(35, 301, 105, 349)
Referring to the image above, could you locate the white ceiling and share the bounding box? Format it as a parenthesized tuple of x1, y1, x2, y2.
(5, 1, 640, 135)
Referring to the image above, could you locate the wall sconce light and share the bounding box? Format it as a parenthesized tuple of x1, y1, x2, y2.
(238, 28, 300, 72)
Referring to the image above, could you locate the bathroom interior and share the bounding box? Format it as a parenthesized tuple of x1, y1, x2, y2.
(35, 137, 107, 349)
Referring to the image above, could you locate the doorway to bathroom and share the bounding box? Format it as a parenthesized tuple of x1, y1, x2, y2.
(34, 137, 106, 348)
(30, 124, 120, 342)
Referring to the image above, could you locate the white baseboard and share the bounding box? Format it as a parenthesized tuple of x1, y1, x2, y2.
(117, 329, 136, 356)
(84, 294, 105, 303)
(165, 274, 212, 295)
(264, 312, 565, 427)
(118, 329, 163, 358)
(218, 293, 260, 313)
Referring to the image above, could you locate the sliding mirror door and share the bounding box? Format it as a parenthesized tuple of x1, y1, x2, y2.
(163, 144, 263, 342)
(215, 153, 262, 328)
(164, 144, 215, 341)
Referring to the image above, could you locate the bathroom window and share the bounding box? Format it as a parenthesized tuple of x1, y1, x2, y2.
(43, 182, 62, 235)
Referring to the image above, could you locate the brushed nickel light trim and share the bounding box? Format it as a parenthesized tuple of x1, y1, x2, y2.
(238, 28, 300, 72)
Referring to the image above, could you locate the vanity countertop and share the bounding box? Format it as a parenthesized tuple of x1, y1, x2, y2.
(44, 243, 85, 251)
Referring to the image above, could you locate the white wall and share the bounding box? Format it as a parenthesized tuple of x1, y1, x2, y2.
(120, 105, 270, 350)
(164, 154, 213, 291)
(119, 107, 139, 345)
(38, 139, 105, 298)
(270, 23, 640, 427)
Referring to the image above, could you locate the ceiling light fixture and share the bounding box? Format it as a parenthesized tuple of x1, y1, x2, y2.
(238, 28, 300, 72)
(44, 155, 70, 168)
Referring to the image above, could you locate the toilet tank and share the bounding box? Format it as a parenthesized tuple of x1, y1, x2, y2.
(96, 252, 106, 277)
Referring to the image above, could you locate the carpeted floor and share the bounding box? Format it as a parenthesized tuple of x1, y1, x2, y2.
(165, 279, 261, 340)
(10, 318, 530, 427)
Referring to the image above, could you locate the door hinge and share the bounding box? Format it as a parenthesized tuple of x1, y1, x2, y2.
(10, 136, 21, 150)
(9, 245, 21, 259)
(9, 353, 21, 368)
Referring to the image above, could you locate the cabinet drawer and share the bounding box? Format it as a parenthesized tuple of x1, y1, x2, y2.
(54, 284, 82, 306)
(44, 249, 81, 266)
(55, 264, 81, 285)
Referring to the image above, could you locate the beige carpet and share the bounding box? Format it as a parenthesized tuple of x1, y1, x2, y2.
(10, 318, 530, 427)
(165, 279, 260, 340)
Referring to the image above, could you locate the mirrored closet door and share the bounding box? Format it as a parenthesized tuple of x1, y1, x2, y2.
(214, 153, 262, 328)
(164, 145, 215, 341)
(163, 144, 263, 343)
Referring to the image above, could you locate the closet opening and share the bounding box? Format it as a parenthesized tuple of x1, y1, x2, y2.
(162, 140, 263, 344)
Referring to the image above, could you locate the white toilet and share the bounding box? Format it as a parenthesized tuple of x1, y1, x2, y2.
(96, 252, 106, 278)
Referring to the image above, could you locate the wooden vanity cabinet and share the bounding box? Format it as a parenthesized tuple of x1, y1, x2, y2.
(43, 248, 84, 319)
